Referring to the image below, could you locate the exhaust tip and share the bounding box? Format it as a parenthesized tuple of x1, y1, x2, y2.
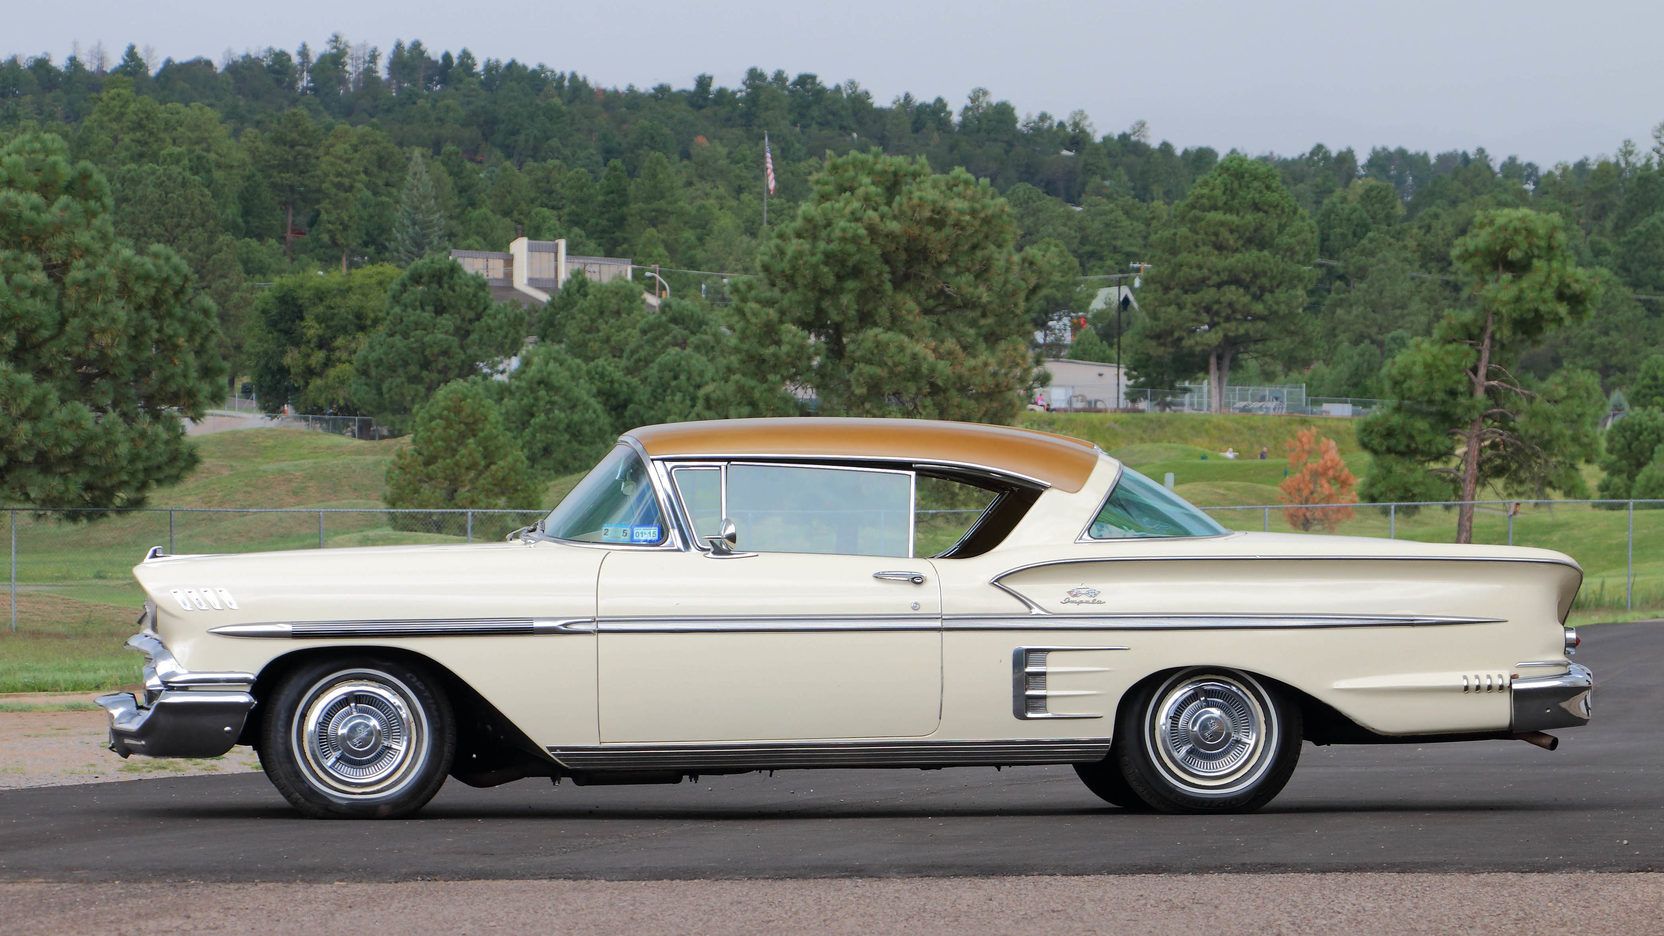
(1515, 731, 1560, 751)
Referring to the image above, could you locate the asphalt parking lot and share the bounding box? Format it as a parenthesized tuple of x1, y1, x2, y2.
(0, 621, 1656, 883)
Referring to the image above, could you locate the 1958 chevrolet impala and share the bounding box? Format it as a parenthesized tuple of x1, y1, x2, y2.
(97, 418, 1593, 818)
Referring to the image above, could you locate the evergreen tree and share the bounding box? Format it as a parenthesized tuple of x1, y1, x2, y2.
(498, 346, 615, 477)
(1067, 329, 1114, 363)
(1597, 409, 1664, 500)
(732, 150, 1036, 423)
(354, 256, 526, 431)
(0, 133, 223, 508)
(1131, 155, 1317, 412)
(384, 379, 540, 536)
(249, 107, 322, 259)
(1360, 209, 1599, 541)
(392, 150, 448, 263)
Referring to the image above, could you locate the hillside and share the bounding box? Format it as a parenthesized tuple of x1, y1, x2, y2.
(0, 429, 581, 692)
(1, 418, 1651, 692)
(1020, 412, 1365, 507)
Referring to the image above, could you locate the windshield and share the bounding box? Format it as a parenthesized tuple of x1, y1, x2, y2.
(541, 445, 668, 545)
(1086, 466, 1227, 539)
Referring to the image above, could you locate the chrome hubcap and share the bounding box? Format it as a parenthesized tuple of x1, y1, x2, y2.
(1147, 673, 1275, 793)
(294, 671, 428, 798)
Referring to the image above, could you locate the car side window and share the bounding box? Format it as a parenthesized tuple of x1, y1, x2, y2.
(1086, 466, 1226, 540)
(672, 467, 723, 542)
(725, 464, 913, 557)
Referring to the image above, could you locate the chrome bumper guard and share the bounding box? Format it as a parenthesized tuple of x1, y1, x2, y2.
(1511, 663, 1594, 733)
(94, 633, 256, 759)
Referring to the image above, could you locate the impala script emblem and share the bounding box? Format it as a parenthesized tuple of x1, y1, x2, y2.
(1061, 586, 1105, 606)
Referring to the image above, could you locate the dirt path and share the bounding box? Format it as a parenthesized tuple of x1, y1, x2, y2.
(4, 874, 1662, 935)
(0, 694, 257, 790)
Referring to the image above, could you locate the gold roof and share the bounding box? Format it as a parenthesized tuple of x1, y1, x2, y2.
(627, 418, 1101, 492)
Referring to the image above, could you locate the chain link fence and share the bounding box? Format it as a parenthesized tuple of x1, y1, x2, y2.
(3, 499, 1659, 634)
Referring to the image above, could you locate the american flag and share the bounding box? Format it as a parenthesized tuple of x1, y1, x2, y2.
(764, 133, 777, 195)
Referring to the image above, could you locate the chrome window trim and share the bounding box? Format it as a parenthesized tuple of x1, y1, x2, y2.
(660, 459, 918, 560)
(543, 440, 685, 552)
(648, 452, 1051, 491)
(665, 461, 728, 553)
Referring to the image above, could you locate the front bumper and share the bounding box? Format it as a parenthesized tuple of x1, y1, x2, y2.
(94, 632, 256, 758)
(1511, 663, 1594, 733)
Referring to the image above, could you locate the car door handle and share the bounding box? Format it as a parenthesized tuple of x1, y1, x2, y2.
(873, 571, 927, 585)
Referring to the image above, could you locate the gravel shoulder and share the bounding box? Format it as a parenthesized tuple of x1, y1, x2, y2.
(0, 695, 258, 790)
(4, 874, 1661, 935)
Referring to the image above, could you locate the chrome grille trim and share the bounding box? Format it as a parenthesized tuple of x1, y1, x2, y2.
(547, 738, 1112, 771)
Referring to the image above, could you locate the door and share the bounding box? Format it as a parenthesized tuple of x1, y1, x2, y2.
(596, 462, 942, 743)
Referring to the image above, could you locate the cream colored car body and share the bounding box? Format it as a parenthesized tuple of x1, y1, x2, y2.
(123, 442, 1586, 772)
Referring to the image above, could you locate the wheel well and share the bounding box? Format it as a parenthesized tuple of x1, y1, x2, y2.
(241, 647, 554, 783)
(1108, 666, 1366, 747)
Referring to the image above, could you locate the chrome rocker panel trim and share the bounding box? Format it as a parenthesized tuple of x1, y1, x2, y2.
(1511, 662, 1594, 733)
(95, 633, 256, 759)
(547, 738, 1112, 772)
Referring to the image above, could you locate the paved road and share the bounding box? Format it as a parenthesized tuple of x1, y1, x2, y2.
(0, 622, 1657, 882)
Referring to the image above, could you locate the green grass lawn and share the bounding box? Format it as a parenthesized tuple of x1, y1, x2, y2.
(1, 417, 1652, 694)
(0, 428, 582, 692)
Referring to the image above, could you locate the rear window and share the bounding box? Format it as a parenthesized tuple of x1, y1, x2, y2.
(1086, 467, 1226, 539)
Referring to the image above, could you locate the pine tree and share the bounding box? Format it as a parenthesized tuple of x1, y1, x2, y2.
(731, 150, 1036, 423)
(498, 346, 615, 477)
(1279, 429, 1357, 532)
(1359, 209, 1600, 541)
(392, 150, 448, 263)
(1131, 155, 1316, 412)
(384, 380, 540, 537)
(353, 256, 525, 432)
(0, 133, 224, 509)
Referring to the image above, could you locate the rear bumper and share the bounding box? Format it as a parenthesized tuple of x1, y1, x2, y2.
(94, 632, 256, 759)
(1511, 663, 1594, 733)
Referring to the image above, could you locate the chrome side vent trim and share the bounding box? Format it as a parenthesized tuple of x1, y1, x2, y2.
(1012, 645, 1127, 720)
(1462, 673, 1509, 693)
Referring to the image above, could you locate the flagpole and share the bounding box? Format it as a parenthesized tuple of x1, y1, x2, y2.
(762, 131, 770, 228)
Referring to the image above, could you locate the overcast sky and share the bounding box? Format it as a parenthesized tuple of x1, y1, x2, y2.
(10, 0, 1659, 166)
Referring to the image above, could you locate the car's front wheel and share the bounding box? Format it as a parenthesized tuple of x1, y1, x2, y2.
(1088, 668, 1301, 814)
(258, 656, 455, 819)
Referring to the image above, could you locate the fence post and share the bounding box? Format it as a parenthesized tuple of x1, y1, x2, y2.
(8, 509, 16, 634)
(1507, 510, 1515, 546)
(1388, 504, 1396, 539)
(466, 510, 474, 544)
(318, 510, 326, 549)
(168, 509, 176, 556)
(1627, 500, 1635, 611)
(1262, 506, 1270, 532)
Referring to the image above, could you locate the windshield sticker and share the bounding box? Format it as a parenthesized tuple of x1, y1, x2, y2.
(601, 524, 632, 543)
(631, 525, 662, 543)
(1062, 586, 1105, 606)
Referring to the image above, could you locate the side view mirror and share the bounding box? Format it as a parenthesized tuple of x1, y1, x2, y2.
(706, 517, 738, 555)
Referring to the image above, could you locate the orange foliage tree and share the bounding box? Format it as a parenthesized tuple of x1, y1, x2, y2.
(1279, 428, 1358, 532)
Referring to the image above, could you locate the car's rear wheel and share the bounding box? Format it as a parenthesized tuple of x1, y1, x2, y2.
(1073, 749, 1149, 810)
(1103, 668, 1301, 813)
(258, 655, 455, 819)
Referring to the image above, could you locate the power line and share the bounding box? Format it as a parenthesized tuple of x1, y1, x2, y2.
(629, 263, 755, 278)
